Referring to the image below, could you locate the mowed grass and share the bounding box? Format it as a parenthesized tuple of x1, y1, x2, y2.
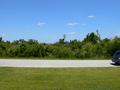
(0, 68, 120, 90)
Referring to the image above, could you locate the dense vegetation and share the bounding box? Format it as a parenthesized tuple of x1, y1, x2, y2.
(0, 31, 120, 59)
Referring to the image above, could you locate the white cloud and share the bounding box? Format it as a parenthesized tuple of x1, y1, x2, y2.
(88, 15, 96, 19)
(67, 22, 79, 26)
(37, 22, 46, 27)
(66, 32, 78, 35)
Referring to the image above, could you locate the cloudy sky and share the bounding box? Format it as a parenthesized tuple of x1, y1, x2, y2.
(0, 0, 120, 43)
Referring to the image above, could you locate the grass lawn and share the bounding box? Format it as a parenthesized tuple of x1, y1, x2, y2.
(0, 57, 111, 60)
(0, 68, 120, 90)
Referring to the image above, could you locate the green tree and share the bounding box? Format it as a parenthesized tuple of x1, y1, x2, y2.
(70, 39, 81, 51)
(7, 45, 20, 57)
(58, 34, 66, 44)
(83, 32, 100, 44)
(76, 42, 96, 59)
(0, 37, 2, 42)
(27, 39, 39, 45)
(107, 37, 120, 56)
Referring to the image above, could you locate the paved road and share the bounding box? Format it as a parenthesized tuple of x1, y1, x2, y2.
(0, 59, 119, 68)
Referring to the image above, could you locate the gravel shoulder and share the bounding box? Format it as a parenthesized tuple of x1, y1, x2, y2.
(0, 59, 119, 68)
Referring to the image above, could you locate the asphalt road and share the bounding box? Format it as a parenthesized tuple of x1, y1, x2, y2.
(0, 59, 119, 68)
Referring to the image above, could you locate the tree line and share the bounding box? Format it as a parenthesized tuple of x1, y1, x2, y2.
(0, 31, 120, 59)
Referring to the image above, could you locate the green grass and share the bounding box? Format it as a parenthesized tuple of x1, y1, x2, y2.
(0, 67, 120, 90)
(0, 56, 111, 60)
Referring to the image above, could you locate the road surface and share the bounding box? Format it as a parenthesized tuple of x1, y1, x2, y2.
(0, 59, 119, 68)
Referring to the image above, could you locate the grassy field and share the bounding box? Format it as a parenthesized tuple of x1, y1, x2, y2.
(0, 57, 110, 60)
(0, 68, 120, 90)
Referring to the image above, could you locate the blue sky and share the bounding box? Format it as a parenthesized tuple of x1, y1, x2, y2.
(0, 0, 120, 43)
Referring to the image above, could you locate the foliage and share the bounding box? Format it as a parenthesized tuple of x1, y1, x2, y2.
(0, 32, 120, 59)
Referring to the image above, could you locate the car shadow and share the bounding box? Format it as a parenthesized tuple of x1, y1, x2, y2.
(110, 63, 120, 66)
